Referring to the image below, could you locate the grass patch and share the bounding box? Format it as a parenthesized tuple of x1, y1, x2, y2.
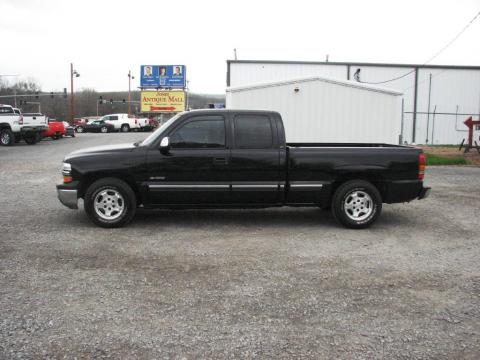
(424, 144, 460, 148)
(426, 154, 468, 166)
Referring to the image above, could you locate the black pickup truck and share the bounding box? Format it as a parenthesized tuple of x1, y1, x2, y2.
(57, 110, 430, 229)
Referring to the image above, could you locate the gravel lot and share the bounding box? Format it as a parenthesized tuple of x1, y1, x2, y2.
(1, 133, 479, 359)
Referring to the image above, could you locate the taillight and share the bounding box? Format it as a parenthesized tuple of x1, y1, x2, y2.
(419, 153, 426, 180)
(19, 115, 23, 125)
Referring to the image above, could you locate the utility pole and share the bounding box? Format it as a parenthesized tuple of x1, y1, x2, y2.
(128, 70, 134, 116)
(70, 63, 80, 124)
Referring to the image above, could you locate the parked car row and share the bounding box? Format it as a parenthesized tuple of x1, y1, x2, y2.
(1, 105, 158, 146)
(74, 114, 158, 133)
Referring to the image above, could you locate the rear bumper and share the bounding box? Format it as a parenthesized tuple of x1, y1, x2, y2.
(21, 126, 48, 133)
(418, 186, 431, 200)
(383, 180, 431, 203)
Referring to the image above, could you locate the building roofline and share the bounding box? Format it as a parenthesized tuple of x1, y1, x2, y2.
(226, 59, 480, 70)
(226, 76, 403, 96)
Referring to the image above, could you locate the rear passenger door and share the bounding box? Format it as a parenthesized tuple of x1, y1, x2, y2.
(230, 113, 282, 204)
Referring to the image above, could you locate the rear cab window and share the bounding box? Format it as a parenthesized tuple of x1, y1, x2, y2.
(0, 106, 14, 114)
(233, 114, 273, 149)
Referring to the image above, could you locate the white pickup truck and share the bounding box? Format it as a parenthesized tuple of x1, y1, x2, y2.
(99, 113, 142, 132)
(0, 105, 48, 145)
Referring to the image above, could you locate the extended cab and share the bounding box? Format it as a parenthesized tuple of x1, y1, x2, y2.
(0, 105, 47, 145)
(57, 110, 430, 229)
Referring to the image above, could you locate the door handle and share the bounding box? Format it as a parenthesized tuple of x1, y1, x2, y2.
(213, 157, 228, 165)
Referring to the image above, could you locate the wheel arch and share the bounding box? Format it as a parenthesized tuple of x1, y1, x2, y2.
(0, 122, 12, 130)
(331, 172, 386, 202)
(79, 172, 141, 205)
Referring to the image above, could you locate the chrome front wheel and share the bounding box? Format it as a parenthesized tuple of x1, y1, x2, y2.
(93, 189, 125, 221)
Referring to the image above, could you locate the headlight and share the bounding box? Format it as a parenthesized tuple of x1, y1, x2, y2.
(62, 162, 73, 183)
(62, 162, 72, 175)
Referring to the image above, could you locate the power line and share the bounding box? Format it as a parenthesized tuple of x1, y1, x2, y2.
(359, 10, 480, 85)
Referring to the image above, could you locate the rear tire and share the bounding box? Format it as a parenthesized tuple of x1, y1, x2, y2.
(84, 178, 136, 228)
(100, 126, 108, 133)
(24, 132, 41, 145)
(331, 180, 382, 229)
(76, 126, 84, 133)
(121, 124, 130, 132)
(0, 128, 15, 146)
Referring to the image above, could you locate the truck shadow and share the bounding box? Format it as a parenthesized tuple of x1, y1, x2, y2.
(132, 208, 335, 229)
(57, 206, 414, 231)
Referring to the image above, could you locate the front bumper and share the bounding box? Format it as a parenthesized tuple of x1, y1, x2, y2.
(57, 187, 78, 209)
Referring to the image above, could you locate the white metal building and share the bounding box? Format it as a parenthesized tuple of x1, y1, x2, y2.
(226, 77, 402, 144)
(227, 60, 480, 144)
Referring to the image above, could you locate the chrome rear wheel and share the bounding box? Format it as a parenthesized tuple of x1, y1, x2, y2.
(343, 190, 373, 221)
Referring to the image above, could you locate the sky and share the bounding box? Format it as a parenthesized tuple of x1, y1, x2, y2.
(1, 0, 479, 94)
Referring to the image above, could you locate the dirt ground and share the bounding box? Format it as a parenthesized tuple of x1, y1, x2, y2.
(421, 145, 480, 165)
(1, 133, 480, 359)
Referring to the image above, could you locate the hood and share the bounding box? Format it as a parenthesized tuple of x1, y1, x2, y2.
(64, 143, 136, 161)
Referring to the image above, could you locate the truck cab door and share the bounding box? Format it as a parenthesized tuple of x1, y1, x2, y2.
(145, 114, 230, 205)
(229, 113, 283, 204)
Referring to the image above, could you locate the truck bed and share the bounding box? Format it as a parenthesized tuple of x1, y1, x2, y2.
(287, 142, 409, 148)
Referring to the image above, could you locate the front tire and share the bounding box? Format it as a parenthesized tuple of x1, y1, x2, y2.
(331, 180, 382, 229)
(84, 178, 136, 228)
(121, 124, 130, 132)
(100, 126, 108, 133)
(0, 128, 15, 146)
(76, 126, 84, 133)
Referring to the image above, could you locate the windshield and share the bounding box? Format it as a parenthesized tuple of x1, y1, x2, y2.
(140, 113, 183, 147)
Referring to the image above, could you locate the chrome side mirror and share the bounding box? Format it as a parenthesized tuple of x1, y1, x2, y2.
(159, 136, 170, 154)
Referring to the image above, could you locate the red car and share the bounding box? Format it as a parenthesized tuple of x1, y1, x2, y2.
(43, 120, 66, 140)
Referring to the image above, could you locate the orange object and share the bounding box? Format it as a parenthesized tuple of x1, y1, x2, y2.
(418, 153, 426, 180)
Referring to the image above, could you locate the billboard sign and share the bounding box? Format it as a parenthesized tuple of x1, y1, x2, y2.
(141, 90, 186, 113)
(140, 65, 186, 88)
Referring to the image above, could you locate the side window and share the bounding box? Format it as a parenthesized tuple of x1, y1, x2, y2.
(110, 116, 119, 121)
(234, 115, 273, 149)
(0, 107, 14, 114)
(170, 116, 225, 149)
